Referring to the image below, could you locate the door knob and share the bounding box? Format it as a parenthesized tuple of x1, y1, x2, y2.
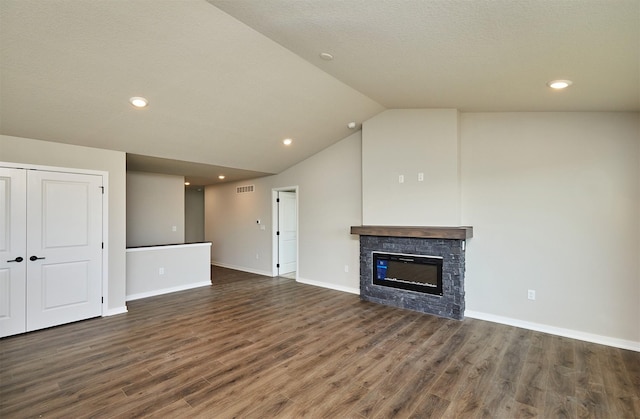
(7, 257, 24, 263)
(29, 256, 45, 261)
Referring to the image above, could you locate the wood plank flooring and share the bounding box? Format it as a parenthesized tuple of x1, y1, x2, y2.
(1, 266, 638, 418)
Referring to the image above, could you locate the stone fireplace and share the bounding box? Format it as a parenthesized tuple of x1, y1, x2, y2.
(351, 226, 472, 320)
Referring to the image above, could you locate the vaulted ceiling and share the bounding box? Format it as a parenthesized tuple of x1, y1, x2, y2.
(1, 0, 638, 185)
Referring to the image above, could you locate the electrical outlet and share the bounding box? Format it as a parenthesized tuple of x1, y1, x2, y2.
(528, 289, 536, 300)
(159, 267, 165, 275)
(418, 172, 424, 182)
(171, 225, 177, 232)
(398, 175, 404, 184)
(344, 265, 349, 273)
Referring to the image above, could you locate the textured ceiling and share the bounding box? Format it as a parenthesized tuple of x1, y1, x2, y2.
(0, 0, 383, 184)
(1, 0, 638, 185)
(211, 0, 640, 111)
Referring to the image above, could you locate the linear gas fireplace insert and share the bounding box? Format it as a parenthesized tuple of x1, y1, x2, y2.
(373, 252, 443, 296)
(351, 226, 471, 320)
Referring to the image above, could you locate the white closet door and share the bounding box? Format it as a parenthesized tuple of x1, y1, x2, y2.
(26, 171, 102, 332)
(278, 191, 297, 275)
(0, 168, 27, 337)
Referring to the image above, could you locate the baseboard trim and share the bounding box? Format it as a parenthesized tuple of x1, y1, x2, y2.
(296, 277, 360, 295)
(126, 281, 212, 302)
(465, 310, 640, 352)
(211, 262, 272, 277)
(103, 306, 128, 316)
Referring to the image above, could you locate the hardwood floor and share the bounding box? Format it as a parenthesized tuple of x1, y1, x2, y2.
(1, 266, 638, 418)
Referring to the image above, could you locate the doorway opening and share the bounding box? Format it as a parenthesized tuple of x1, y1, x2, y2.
(272, 187, 298, 279)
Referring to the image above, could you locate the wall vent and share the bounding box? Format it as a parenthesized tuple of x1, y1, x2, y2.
(236, 185, 255, 194)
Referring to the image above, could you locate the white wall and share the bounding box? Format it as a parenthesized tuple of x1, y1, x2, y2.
(205, 131, 362, 292)
(126, 243, 211, 300)
(126, 171, 185, 247)
(461, 112, 640, 345)
(275, 132, 362, 293)
(0, 135, 127, 313)
(362, 109, 461, 226)
(205, 176, 272, 274)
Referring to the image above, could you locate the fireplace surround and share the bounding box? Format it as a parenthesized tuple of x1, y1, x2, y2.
(351, 226, 472, 320)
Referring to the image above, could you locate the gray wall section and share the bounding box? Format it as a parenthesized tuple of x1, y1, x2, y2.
(126, 171, 185, 247)
(185, 188, 205, 243)
(460, 112, 640, 342)
(362, 109, 461, 226)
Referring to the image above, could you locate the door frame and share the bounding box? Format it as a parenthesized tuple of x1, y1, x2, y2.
(271, 186, 298, 278)
(0, 161, 109, 316)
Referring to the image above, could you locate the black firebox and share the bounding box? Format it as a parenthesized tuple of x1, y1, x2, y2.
(372, 252, 443, 296)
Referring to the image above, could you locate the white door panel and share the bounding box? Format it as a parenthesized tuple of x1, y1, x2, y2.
(0, 267, 25, 337)
(0, 269, 11, 317)
(26, 171, 102, 332)
(278, 191, 297, 275)
(41, 262, 90, 309)
(42, 184, 90, 248)
(0, 168, 27, 338)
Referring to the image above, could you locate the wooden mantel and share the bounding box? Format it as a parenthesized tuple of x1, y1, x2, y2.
(350, 225, 473, 240)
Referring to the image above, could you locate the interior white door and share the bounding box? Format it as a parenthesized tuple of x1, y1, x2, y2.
(278, 191, 297, 275)
(26, 170, 103, 332)
(0, 168, 27, 337)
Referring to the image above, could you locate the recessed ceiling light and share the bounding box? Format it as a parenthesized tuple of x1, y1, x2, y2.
(347, 122, 357, 129)
(218, 175, 225, 180)
(129, 96, 148, 108)
(283, 138, 293, 146)
(319, 52, 334, 61)
(547, 80, 573, 90)
(184, 182, 190, 186)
